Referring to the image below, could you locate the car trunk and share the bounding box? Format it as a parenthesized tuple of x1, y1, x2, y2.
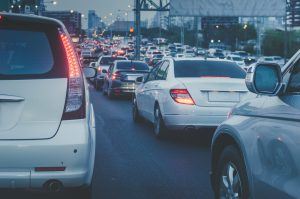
(0, 79, 67, 140)
(177, 77, 248, 107)
(0, 18, 69, 140)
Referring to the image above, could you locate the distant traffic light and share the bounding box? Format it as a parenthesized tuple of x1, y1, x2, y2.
(129, 27, 134, 33)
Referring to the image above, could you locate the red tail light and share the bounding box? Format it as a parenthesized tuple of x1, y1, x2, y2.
(112, 71, 121, 80)
(170, 89, 195, 105)
(60, 32, 85, 120)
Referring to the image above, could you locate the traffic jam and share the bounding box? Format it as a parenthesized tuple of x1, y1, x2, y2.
(1, 0, 300, 199)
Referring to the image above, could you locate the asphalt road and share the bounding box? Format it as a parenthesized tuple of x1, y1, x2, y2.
(1, 85, 214, 199)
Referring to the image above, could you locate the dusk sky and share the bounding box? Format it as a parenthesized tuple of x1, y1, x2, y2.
(47, 0, 153, 27)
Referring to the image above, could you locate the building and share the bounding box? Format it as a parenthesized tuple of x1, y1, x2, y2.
(88, 10, 104, 37)
(110, 21, 134, 32)
(287, 0, 300, 27)
(43, 11, 82, 36)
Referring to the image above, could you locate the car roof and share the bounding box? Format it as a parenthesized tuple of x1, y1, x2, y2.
(0, 13, 66, 30)
(170, 57, 235, 64)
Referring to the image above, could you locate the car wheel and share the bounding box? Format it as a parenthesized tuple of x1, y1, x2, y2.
(94, 80, 100, 91)
(132, 97, 143, 123)
(153, 105, 167, 138)
(103, 82, 108, 95)
(215, 145, 249, 199)
(107, 88, 114, 99)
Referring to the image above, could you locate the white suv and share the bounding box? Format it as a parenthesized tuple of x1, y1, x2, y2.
(0, 14, 96, 197)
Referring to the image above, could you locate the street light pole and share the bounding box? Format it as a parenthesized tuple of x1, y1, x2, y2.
(135, 0, 141, 60)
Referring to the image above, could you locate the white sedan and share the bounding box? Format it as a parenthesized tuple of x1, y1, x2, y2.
(132, 58, 252, 138)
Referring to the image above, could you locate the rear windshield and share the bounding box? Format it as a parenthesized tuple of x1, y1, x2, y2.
(232, 57, 243, 61)
(174, 60, 246, 79)
(116, 62, 149, 71)
(100, 57, 126, 65)
(0, 29, 54, 75)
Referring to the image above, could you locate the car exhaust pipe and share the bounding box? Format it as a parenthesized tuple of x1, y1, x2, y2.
(44, 180, 63, 193)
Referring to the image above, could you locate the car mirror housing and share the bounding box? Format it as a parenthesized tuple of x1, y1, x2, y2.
(83, 67, 97, 78)
(102, 69, 108, 74)
(245, 63, 283, 96)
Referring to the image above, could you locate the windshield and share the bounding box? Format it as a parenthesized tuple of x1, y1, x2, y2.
(100, 57, 127, 65)
(174, 60, 246, 78)
(116, 62, 149, 71)
(232, 57, 243, 61)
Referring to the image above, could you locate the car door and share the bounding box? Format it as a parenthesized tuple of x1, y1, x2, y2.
(251, 59, 300, 199)
(136, 66, 159, 119)
(146, 61, 170, 123)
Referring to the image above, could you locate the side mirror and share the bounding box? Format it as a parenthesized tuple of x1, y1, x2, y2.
(102, 69, 108, 74)
(246, 63, 283, 95)
(83, 67, 97, 78)
(135, 76, 144, 84)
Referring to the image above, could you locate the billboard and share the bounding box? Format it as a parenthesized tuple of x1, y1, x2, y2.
(170, 0, 286, 17)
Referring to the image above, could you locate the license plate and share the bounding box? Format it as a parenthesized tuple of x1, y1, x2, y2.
(208, 92, 240, 102)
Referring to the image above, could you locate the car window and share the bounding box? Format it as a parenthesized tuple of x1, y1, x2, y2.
(174, 60, 246, 79)
(116, 62, 149, 71)
(147, 67, 159, 82)
(156, 61, 169, 80)
(100, 57, 126, 65)
(287, 60, 300, 93)
(0, 29, 54, 76)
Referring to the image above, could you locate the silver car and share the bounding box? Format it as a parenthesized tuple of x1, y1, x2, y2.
(210, 53, 300, 199)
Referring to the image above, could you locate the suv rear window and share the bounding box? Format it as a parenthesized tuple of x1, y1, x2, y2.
(174, 60, 246, 79)
(0, 29, 54, 75)
(116, 62, 149, 71)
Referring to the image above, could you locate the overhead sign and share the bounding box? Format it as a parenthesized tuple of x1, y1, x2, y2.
(170, 0, 286, 17)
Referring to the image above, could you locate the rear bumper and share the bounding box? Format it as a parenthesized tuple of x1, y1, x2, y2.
(111, 81, 135, 95)
(0, 119, 96, 189)
(163, 106, 231, 130)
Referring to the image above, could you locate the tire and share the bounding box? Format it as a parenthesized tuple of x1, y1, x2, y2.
(103, 82, 108, 96)
(94, 80, 102, 91)
(132, 97, 143, 123)
(153, 105, 167, 139)
(214, 145, 249, 199)
(107, 88, 114, 99)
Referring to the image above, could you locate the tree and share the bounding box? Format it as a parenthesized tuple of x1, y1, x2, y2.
(262, 30, 300, 57)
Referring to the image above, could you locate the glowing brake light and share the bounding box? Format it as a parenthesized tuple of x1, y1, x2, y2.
(0, 16, 3, 21)
(60, 32, 84, 119)
(60, 33, 81, 78)
(170, 89, 195, 105)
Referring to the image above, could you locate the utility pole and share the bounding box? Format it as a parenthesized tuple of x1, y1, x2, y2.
(181, 17, 184, 45)
(284, 0, 289, 63)
(134, 0, 141, 60)
(134, 0, 170, 60)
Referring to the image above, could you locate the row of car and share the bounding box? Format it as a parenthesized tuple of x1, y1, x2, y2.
(85, 41, 300, 198)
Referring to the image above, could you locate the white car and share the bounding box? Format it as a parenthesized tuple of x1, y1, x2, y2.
(133, 58, 252, 138)
(226, 55, 246, 69)
(0, 14, 96, 196)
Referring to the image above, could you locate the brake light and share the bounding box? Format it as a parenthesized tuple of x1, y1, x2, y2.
(112, 71, 121, 80)
(170, 89, 195, 105)
(0, 16, 3, 21)
(97, 67, 102, 73)
(60, 32, 85, 120)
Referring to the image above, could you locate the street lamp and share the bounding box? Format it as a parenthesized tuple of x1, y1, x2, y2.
(70, 10, 74, 13)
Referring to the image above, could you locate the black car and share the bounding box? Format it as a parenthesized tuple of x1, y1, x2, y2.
(103, 61, 150, 98)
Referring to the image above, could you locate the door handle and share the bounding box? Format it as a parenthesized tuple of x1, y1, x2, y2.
(0, 94, 25, 102)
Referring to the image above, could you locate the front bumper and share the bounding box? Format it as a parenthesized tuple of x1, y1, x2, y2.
(0, 119, 95, 189)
